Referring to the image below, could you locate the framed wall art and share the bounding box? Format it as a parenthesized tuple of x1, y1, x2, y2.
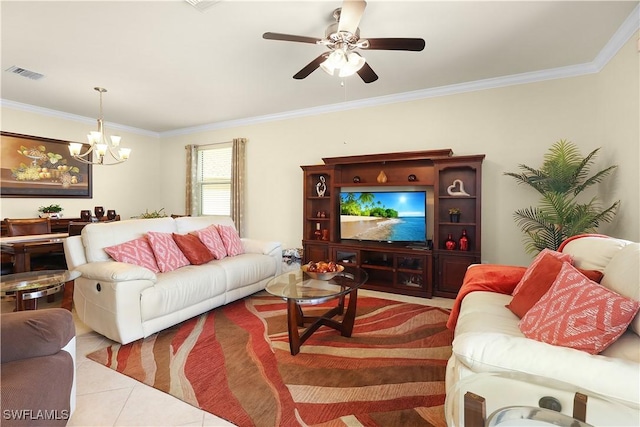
(1, 132, 93, 198)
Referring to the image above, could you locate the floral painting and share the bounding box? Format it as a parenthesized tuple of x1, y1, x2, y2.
(1, 132, 92, 198)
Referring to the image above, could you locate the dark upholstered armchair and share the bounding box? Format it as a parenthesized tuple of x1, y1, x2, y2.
(0, 309, 76, 426)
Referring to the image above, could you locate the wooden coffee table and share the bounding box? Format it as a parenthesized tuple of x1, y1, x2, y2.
(265, 266, 367, 355)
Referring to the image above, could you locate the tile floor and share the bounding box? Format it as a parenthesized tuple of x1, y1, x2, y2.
(2, 290, 454, 427)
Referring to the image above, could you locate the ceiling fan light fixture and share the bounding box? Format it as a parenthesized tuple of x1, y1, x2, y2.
(339, 52, 366, 77)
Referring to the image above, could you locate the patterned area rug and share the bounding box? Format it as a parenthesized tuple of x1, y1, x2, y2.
(86, 293, 452, 426)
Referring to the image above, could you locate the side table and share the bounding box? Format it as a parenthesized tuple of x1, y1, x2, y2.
(1, 270, 80, 311)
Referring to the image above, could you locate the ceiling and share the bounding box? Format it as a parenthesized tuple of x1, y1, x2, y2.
(1, 1, 638, 134)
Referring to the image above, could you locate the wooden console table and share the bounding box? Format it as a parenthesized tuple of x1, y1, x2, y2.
(1, 233, 68, 273)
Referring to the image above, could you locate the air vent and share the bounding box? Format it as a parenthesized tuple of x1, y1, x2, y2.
(5, 66, 45, 80)
(185, 0, 221, 12)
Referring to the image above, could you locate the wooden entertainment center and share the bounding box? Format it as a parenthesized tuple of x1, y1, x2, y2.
(301, 149, 484, 298)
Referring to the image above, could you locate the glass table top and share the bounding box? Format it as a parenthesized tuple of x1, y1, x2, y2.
(1, 269, 81, 293)
(265, 266, 368, 304)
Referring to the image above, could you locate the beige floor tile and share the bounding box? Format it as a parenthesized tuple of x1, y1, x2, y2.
(113, 383, 205, 426)
(68, 387, 133, 427)
(76, 359, 140, 395)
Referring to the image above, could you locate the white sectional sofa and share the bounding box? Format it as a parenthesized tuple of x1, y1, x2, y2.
(64, 216, 281, 344)
(445, 235, 640, 425)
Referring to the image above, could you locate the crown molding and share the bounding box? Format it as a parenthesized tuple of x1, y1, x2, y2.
(0, 99, 159, 138)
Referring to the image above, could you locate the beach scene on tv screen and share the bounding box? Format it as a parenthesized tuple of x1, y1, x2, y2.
(340, 191, 426, 242)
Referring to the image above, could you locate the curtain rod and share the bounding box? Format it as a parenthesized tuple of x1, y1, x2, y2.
(185, 141, 233, 149)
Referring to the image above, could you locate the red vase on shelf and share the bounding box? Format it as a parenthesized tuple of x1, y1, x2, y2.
(445, 233, 457, 250)
(459, 229, 469, 251)
(314, 223, 323, 240)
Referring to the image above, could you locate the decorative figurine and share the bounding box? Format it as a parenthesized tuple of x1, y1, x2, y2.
(316, 176, 326, 197)
(447, 179, 470, 196)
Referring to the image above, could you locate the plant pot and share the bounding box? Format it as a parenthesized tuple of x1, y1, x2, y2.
(450, 213, 460, 223)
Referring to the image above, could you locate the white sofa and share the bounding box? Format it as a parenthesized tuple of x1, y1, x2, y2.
(64, 216, 281, 344)
(445, 235, 640, 425)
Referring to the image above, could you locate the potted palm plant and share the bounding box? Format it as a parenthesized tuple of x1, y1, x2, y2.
(504, 140, 619, 254)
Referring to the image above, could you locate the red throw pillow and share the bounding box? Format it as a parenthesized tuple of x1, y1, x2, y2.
(194, 225, 227, 259)
(519, 263, 640, 354)
(104, 237, 160, 273)
(146, 231, 190, 272)
(507, 253, 604, 318)
(512, 248, 573, 296)
(172, 233, 214, 265)
(216, 224, 245, 256)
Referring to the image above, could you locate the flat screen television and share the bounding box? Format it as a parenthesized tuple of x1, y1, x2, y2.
(339, 190, 427, 243)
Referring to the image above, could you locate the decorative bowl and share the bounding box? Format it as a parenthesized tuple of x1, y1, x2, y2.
(301, 264, 344, 280)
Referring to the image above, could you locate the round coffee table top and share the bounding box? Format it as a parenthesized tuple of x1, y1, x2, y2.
(265, 265, 367, 305)
(1, 269, 80, 294)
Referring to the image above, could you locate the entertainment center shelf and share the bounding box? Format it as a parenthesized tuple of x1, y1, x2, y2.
(301, 149, 484, 299)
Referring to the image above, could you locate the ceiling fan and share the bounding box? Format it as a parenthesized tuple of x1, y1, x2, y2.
(263, 0, 425, 83)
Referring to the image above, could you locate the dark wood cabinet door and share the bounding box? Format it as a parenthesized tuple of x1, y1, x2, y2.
(436, 252, 479, 297)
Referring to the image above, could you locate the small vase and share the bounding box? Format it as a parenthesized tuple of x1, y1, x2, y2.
(459, 229, 469, 251)
(450, 213, 460, 223)
(94, 206, 105, 219)
(107, 210, 117, 220)
(80, 210, 92, 221)
(445, 233, 457, 250)
(377, 170, 387, 183)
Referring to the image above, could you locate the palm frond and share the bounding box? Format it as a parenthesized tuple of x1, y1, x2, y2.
(505, 140, 618, 253)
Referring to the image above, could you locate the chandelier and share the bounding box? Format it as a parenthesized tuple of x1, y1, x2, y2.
(68, 87, 131, 165)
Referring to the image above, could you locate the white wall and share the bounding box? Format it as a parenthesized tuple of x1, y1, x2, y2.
(2, 34, 638, 268)
(0, 109, 162, 220)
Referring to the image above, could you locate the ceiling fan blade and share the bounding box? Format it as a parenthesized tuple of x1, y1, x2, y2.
(357, 62, 378, 83)
(363, 38, 426, 51)
(293, 54, 328, 80)
(263, 32, 321, 45)
(338, 0, 366, 34)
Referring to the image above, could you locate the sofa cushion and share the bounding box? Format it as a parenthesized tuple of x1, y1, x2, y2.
(194, 225, 227, 259)
(83, 217, 177, 263)
(104, 237, 160, 273)
(519, 263, 640, 354)
(215, 253, 277, 292)
(139, 264, 227, 322)
(560, 235, 631, 271)
(147, 231, 190, 273)
(601, 243, 640, 335)
(217, 224, 245, 256)
(512, 249, 572, 295)
(172, 233, 214, 265)
(506, 253, 604, 318)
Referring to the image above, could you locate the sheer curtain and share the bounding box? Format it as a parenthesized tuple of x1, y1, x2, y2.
(185, 137, 247, 236)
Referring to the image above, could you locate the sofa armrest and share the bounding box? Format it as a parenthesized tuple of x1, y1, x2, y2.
(1, 308, 75, 364)
(74, 261, 157, 283)
(241, 238, 282, 256)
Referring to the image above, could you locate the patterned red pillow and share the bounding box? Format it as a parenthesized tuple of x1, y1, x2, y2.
(146, 231, 190, 272)
(104, 237, 160, 273)
(507, 253, 604, 318)
(512, 248, 573, 295)
(519, 263, 640, 354)
(172, 233, 214, 265)
(194, 225, 227, 259)
(216, 224, 245, 257)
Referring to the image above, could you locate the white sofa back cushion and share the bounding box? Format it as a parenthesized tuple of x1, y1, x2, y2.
(562, 236, 631, 271)
(602, 243, 640, 335)
(83, 217, 177, 263)
(175, 216, 236, 234)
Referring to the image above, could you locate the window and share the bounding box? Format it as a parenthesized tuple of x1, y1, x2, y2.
(197, 143, 232, 216)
